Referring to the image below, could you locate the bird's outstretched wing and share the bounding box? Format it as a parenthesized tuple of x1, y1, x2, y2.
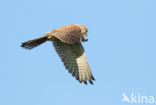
(52, 39, 95, 84)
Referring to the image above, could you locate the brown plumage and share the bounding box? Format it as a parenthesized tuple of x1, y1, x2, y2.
(21, 24, 95, 84)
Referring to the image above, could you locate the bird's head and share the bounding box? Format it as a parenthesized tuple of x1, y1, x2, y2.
(76, 24, 88, 36)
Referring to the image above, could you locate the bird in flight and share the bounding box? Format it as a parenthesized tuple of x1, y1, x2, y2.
(21, 24, 95, 84)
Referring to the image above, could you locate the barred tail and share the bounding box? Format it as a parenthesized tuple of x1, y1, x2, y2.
(21, 36, 48, 49)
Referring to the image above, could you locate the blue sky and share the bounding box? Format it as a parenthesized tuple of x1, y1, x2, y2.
(0, 0, 156, 105)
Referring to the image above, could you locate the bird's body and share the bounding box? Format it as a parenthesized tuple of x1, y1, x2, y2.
(46, 24, 88, 43)
(21, 24, 95, 84)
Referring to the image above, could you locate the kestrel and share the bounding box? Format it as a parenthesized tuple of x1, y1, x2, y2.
(21, 24, 95, 84)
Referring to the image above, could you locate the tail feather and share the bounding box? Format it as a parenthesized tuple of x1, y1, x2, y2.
(21, 36, 48, 49)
